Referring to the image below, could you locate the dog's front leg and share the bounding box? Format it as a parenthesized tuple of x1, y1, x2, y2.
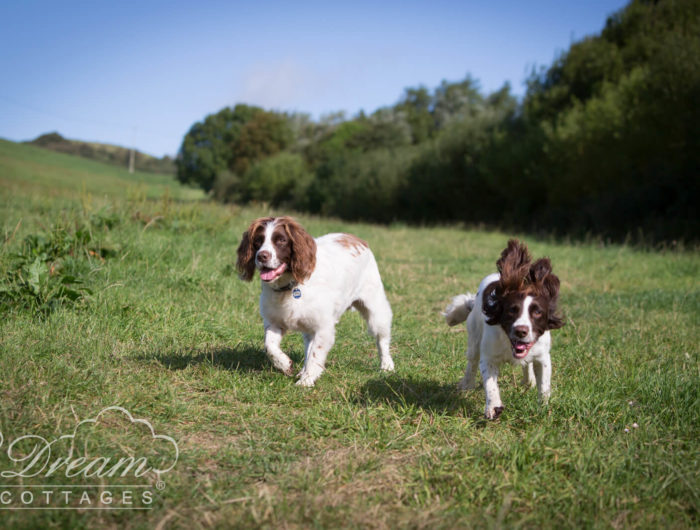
(296, 327, 335, 387)
(521, 363, 536, 388)
(480, 359, 504, 419)
(264, 326, 294, 376)
(533, 356, 551, 404)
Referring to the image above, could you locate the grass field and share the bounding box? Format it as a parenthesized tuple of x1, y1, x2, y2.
(0, 139, 698, 528)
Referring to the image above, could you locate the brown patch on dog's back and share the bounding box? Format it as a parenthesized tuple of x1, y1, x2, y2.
(337, 233, 369, 257)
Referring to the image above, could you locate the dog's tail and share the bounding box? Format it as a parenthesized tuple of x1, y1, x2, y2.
(442, 293, 476, 326)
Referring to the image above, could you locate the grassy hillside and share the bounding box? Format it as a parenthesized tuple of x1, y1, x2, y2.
(26, 132, 176, 175)
(0, 139, 697, 528)
(1, 139, 192, 197)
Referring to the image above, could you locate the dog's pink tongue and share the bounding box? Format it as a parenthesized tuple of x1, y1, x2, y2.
(513, 342, 531, 358)
(260, 263, 287, 282)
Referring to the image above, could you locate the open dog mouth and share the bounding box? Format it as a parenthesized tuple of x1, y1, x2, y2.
(259, 263, 288, 282)
(510, 339, 534, 359)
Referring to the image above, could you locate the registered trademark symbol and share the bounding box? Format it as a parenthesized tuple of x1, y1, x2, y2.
(156, 480, 166, 491)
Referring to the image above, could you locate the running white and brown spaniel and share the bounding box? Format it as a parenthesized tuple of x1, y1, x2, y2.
(444, 239, 564, 419)
(236, 216, 394, 387)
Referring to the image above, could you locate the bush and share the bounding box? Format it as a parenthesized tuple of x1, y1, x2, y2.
(218, 152, 313, 209)
(319, 146, 417, 222)
(0, 217, 117, 315)
(211, 170, 242, 203)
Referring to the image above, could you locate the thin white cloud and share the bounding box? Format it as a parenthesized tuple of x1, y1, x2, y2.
(237, 59, 316, 111)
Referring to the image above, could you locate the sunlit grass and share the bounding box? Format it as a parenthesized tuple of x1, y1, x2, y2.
(0, 140, 697, 528)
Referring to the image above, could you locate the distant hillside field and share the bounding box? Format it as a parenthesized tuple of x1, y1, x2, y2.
(1, 138, 200, 203)
(25, 131, 176, 175)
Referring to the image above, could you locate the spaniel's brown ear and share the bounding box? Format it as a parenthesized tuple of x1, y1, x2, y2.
(279, 217, 316, 283)
(528, 256, 564, 329)
(235, 217, 273, 281)
(529, 258, 559, 299)
(547, 310, 565, 330)
(497, 239, 531, 291)
(542, 273, 565, 329)
(482, 281, 503, 326)
(235, 229, 256, 281)
(529, 257, 552, 284)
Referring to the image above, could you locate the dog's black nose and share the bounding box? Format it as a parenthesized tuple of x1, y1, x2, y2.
(513, 325, 529, 338)
(257, 250, 271, 263)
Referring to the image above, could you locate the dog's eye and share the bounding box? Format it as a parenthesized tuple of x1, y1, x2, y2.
(508, 306, 519, 315)
(253, 237, 264, 248)
(274, 236, 287, 245)
(531, 307, 543, 318)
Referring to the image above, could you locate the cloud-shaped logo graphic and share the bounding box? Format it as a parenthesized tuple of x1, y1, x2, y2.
(73, 406, 180, 475)
(0, 406, 179, 480)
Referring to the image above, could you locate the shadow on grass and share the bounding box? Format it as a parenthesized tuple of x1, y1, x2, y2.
(354, 374, 473, 415)
(141, 344, 271, 373)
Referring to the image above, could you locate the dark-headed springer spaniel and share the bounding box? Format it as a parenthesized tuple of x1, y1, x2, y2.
(444, 239, 564, 419)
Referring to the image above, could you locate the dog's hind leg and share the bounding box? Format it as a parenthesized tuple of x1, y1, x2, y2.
(458, 331, 481, 391)
(352, 290, 394, 372)
(458, 309, 482, 391)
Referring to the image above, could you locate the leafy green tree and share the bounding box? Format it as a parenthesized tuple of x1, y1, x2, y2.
(396, 86, 434, 143)
(176, 104, 262, 191)
(345, 108, 411, 151)
(433, 75, 484, 129)
(318, 146, 417, 222)
(239, 152, 312, 208)
(520, 0, 700, 239)
(229, 110, 293, 176)
(398, 103, 510, 223)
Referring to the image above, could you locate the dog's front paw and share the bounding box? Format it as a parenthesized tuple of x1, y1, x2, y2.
(268, 354, 294, 376)
(485, 405, 504, 420)
(295, 366, 322, 387)
(295, 373, 316, 387)
(380, 358, 395, 372)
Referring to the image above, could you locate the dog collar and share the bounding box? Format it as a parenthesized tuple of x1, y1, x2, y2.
(269, 279, 298, 292)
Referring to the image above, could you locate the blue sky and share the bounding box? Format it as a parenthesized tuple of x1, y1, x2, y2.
(0, 0, 629, 157)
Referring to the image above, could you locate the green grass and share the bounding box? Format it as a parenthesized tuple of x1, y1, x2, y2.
(0, 139, 698, 528)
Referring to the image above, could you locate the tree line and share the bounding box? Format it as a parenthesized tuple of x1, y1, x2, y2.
(176, 0, 699, 243)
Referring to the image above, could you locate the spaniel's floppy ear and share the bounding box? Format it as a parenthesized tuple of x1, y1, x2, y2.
(542, 273, 565, 330)
(482, 281, 503, 326)
(235, 217, 273, 282)
(529, 258, 559, 300)
(497, 239, 531, 291)
(236, 229, 256, 281)
(279, 217, 317, 283)
(529, 257, 564, 330)
(529, 257, 552, 285)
